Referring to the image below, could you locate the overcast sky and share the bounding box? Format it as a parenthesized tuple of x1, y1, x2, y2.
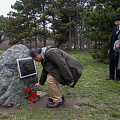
(0, 0, 17, 17)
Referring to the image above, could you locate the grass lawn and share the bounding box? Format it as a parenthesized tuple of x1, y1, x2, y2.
(0, 50, 120, 120)
(0, 51, 4, 56)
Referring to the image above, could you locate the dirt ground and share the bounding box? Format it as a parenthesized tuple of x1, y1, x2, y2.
(0, 97, 91, 115)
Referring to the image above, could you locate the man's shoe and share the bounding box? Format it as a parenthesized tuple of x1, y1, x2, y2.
(47, 101, 64, 108)
(49, 96, 64, 102)
(115, 79, 120, 82)
(106, 77, 114, 80)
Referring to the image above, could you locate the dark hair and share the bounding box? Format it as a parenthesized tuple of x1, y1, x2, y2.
(29, 48, 41, 57)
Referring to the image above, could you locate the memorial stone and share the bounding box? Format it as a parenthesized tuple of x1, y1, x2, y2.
(0, 44, 38, 107)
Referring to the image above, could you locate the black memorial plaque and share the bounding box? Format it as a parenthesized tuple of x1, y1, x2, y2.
(16, 57, 37, 78)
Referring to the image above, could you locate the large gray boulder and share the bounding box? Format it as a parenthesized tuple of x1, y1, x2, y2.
(0, 44, 38, 107)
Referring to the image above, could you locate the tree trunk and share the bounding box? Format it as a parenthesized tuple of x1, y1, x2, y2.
(43, 2, 46, 47)
(74, 7, 79, 51)
(35, 35, 37, 47)
(80, 0, 86, 51)
(30, 40, 32, 49)
(68, 15, 72, 51)
(86, 38, 90, 50)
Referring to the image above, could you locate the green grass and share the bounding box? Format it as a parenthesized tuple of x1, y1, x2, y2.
(1, 50, 120, 120)
(0, 51, 4, 56)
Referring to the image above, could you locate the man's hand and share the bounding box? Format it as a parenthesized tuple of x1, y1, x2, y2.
(116, 44, 120, 49)
(69, 82, 74, 86)
(34, 83, 40, 89)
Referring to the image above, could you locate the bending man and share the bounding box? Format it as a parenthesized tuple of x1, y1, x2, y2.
(29, 46, 83, 108)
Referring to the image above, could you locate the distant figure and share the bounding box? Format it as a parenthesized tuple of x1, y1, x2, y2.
(106, 14, 120, 82)
(29, 46, 83, 108)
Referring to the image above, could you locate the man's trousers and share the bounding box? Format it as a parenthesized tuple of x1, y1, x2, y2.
(47, 74, 62, 103)
(109, 60, 120, 79)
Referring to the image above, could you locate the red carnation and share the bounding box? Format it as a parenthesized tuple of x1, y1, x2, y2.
(33, 94, 37, 98)
(28, 97, 32, 101)
(29, 93, 33, 97)
(33, 99, 36, 103)
(26, 88, 30, 92)
(34, 94, 37, 96)
(34, 95, 37, 98)
(37, 95, 40, 98)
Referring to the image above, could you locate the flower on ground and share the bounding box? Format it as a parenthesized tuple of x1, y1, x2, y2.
(37, 95, 40, 98)
(34, 95, 36, 98)
(28, 97, 32, 101)
(26, 88, 30, 92)
(33, 94, 37, 98)
(26, 88, 40, 103)
(29, 93, 33, 97)
(33, 99, 36, 103)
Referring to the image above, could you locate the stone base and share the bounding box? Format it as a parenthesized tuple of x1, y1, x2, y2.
(37, 91, 46, 97)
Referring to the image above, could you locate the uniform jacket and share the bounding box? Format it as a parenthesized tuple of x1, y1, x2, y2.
(109, 27, 120, 60)
(39, 46, 83, 88)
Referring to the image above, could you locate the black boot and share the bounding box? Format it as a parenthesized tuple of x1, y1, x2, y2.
(115, 78, 120, 82)
(106, 77, 114, 80)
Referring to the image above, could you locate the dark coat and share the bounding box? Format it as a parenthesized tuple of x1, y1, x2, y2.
(39, 46, 83, 88)
(109, 27, 120, 61)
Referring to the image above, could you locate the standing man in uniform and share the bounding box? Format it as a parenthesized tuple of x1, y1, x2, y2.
(106, 14, 120, 82)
